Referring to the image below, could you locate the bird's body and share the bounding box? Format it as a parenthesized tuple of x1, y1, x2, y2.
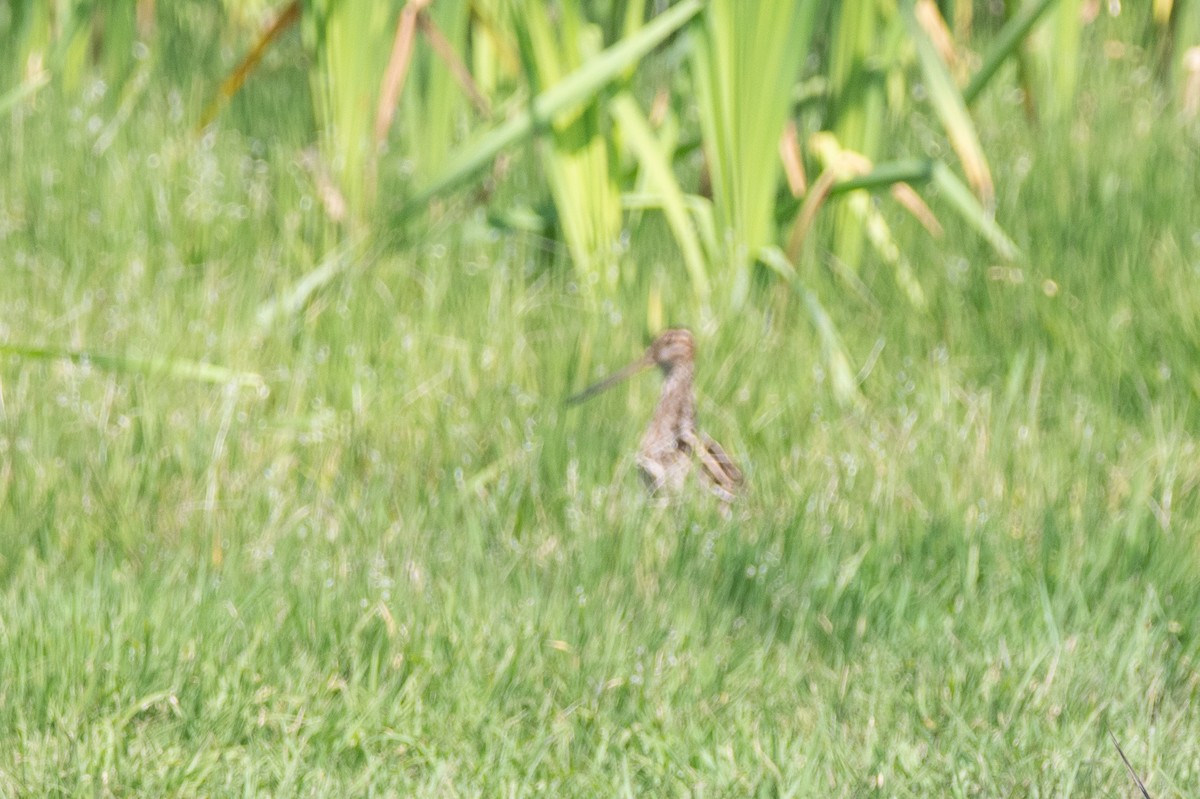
(570, 329, 742, 502)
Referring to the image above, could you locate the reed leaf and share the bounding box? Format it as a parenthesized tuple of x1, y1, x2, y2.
(903, 1, 994, 207)
(690, 0, 819, 304)
(757, 246, 859, 407)
(512, 1, 622, 282)
(1045, 0, 1084, 120)
(930, 161, 1020, 260)
(824, 0, 886, 274)
(963, 0, 1057, 105)
(399, 0, 703, 220)
(302, 0, 398, 218)
(395, 0, 475, 178)
(200, 1, 300, 132)
(373, 0, 426, 149)
(779, 154, 1019, 263)
(610, 92, 710, 300)
(804, 133, 926, 308)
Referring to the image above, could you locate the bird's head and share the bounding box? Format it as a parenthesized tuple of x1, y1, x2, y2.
(647, 328, 695, 373)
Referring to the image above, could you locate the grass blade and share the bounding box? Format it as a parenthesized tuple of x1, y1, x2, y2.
(255, 236, 369, 330)
(0, 344, 265, 390)
(1108, 731, 1153, 799)
(0, 73, 50, 115)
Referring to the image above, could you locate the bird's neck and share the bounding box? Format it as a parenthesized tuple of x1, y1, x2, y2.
(661, 359, 694, 387)
(655, 362, 695, 422)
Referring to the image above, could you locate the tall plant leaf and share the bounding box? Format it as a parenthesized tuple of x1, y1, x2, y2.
(903, 1, 994, 207)
(929, 161, 1019, 260)
(691, 0, 819, 305)
(825, 0, 886, 274)
(395, 0, 476, 178)
(196, 2, 300, 128)
(302, 0, 398, 218)
(610, 92, 711, 300)
(512, 1, 621, 281)
(1044, 0, 1084, 120)
(757, 247, 860, 407)
(399, 0, 703, 219)
(963, 0, 1057, 105)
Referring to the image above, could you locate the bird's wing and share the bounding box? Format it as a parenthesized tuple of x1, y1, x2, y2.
(681, 429, 743, 499)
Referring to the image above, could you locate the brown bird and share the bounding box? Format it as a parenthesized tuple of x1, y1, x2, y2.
(569, 329, 743, 502)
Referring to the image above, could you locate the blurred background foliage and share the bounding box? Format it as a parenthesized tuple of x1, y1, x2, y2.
(2, 0, 1198, 342)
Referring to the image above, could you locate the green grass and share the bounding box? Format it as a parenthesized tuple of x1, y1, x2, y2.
(2, 22, 1200, 799)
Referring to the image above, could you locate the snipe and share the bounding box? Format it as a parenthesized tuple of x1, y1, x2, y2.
(569, 329, 743, 502)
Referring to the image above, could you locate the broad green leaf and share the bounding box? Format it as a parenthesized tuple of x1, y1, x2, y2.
(303, 0, 398, 217)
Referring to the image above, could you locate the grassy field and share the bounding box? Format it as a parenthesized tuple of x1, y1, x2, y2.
(3, 19, 1200, 799)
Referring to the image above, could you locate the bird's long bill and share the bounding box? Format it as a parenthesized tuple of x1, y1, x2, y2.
(567, 355, 652, 405)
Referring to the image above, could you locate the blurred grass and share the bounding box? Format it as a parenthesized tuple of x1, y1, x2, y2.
(2, 13, 1200, 799)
